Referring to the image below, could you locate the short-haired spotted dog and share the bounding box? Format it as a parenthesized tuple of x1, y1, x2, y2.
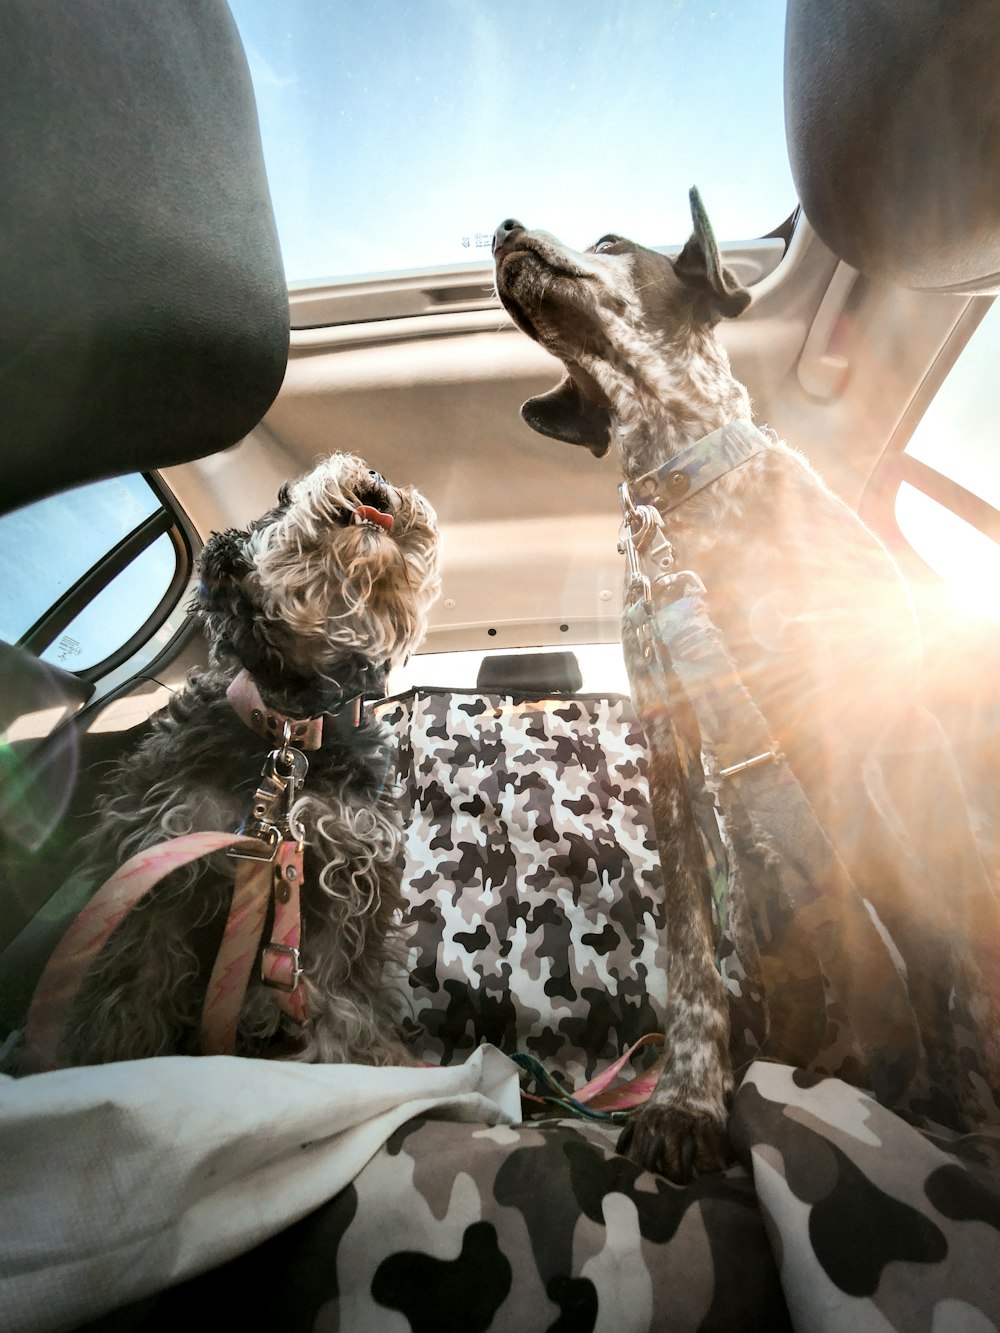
(43, 454, 439, 1068)
(493, 193, 938, 1180)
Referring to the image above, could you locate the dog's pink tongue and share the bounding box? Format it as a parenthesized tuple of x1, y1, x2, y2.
(352, 505, 394, 533)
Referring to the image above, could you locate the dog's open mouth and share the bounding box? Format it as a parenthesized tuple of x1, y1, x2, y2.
(351, 471, 395, 531)
(352, 504, 393, 533)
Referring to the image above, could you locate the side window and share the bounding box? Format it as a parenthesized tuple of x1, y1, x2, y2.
(865, 299, 1000, 619)
(904, 303, 1000, 512)
(0, 475, 189, 675)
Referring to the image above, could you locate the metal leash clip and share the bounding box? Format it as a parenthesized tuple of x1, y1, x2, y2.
(618, 481, 709, 613)
(653, 567, 707, 603)
(231, 721, 310, 861)
(618, 482, 666, 615)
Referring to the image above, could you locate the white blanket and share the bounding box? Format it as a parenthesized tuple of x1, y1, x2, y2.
(0, 1045, 521, 1333)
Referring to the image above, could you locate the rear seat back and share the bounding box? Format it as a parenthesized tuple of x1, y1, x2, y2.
(378, 687, 667, 1085)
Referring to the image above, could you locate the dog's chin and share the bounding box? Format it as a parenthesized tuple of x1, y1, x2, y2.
(497, 250, 564, 340)
(501, 296, 585, 371)
(499, 268, 613, 372)
(258, 530, 438, 680)
(210, 575, 424, 717)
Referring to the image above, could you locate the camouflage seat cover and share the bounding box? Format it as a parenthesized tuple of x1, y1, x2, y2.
(86, 686, 1000, 1329)
(377, 688, 668, 1088)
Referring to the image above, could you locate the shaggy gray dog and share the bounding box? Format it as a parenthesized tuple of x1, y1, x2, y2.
(58, 453, 439, 1067)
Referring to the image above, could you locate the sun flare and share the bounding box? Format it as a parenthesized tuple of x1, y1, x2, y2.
(895, 483, 1000, 622)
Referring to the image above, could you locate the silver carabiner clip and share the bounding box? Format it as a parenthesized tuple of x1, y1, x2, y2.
(617, 517, 653, 614)
(618, 483, 669, 613)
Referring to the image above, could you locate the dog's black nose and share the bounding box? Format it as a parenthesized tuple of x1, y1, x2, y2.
(493, 218, 525, 255)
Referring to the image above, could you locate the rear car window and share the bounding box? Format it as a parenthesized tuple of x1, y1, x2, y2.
(865, 299, 1000, 619)
(0, 475, 189, 674)
(904, 301, 1000, 513)
(390, 644, 630, 694)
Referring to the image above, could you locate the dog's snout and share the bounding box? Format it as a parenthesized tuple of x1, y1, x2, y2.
(493, 219, 525, 255)
(354, 468, 394, 516)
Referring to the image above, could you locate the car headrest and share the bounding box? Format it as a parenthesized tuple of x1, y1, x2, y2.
(0, 0, 289, 516)
(476, 652, 584, 695)
(785, 0, 1000, 293)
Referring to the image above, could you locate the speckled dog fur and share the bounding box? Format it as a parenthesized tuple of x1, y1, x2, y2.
(60, 453, 440, 1067)
(495, 193, 925, 1180)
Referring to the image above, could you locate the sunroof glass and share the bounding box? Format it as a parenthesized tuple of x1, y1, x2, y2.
(229, 0, 794, 285)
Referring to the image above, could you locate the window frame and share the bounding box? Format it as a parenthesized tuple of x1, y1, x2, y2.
(859, 295, 1000, 570)
(13, 472, 193, 681)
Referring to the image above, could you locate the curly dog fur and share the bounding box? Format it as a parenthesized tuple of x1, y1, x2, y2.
(59, 453, 439, 1067)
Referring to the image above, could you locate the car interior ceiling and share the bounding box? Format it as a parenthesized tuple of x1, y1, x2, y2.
(1, 0, 999, 1321)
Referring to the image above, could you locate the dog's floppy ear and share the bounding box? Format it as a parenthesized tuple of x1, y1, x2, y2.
(196, 528, 254, 606)
(673, 186, 751, 321)
(521, 376, 611, 458)
(195, 528, 288, 686)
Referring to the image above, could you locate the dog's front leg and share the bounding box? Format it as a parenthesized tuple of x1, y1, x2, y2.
(619, 631, 732, 1183)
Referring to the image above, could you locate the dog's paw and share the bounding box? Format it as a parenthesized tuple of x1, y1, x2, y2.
(616, 1102, 731, 1184)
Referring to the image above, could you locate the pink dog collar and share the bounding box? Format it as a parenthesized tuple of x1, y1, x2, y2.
(226, 669, 324, 750)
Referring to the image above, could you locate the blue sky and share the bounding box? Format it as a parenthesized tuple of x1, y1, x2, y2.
(228, 0, 795, 283)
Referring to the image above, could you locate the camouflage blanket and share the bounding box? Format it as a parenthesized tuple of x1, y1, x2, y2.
(0, 1048, 521, 1333)
(125, 1059, 1000, 1331)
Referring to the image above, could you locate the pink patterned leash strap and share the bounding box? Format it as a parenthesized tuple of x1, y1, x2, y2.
(25, 831, 249, 1071)
(201, 839, 308, 1054)
(199, 855, 273, 1056)
(265, 841, 308, 1024)
(516, 1033, 666, 1121)
(578, 1033, 666, 1112)
(226, 669, 324, 751)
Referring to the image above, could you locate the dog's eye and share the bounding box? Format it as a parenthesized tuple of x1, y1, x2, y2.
(593, 235, 620, 253)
